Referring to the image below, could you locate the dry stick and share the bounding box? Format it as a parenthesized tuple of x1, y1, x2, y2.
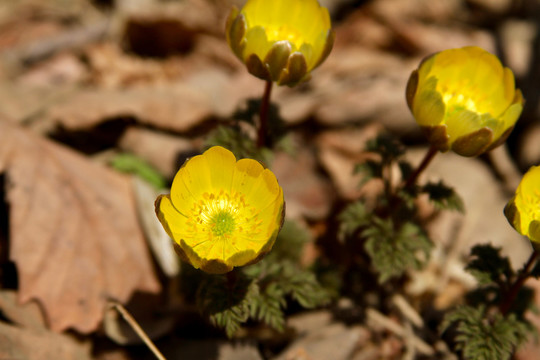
(256, 80, 273, 148)
(109, 301, 167, 360)
(403, 145, 439, 189)
(499, 249, 540, 316)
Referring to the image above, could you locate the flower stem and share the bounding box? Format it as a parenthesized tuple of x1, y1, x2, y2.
(404, 145, 439, 189)
(109, 301, 167, 360)
(257, 80, 273, 148)
(226, 269, 238, 290)
(499, 249, 540, 316)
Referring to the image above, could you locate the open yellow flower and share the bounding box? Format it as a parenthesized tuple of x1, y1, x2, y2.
(505, 165, 540, 245)
(226, 0, 334, 86)
(155, 146, 285, 274)
(406, 46, 524, 157)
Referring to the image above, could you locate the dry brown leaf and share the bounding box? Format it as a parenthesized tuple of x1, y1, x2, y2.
(45, 85, 212, 133)
(271, 146, 334, 220)
(0, 119, 160, 333)
(0, 320, 92, 360)
(0, 290, 47, 332)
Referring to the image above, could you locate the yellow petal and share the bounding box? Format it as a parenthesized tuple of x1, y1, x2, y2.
(444, 108, 481, 141)
(203, 146, 237, 192)
(413, 88, 445, 127)
(155, 195, 188, 244)
(244, 26, 272, 61)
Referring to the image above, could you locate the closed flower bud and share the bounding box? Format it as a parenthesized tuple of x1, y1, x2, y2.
(505, 165, 540, 246)
(406, 46, 524, 157)
(226, 0, 334, 86)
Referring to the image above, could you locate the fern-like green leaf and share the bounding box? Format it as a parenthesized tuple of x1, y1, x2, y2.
(338, 202, 371, 242)
(197, 273, 258, 338)
(441, 305, 531, 360)
(365, 133, 406, 162)
(398, 160, 414, 182)
(250, 282, 287, 331)
(363, 218, 432, 283)
(354, 160, 383, 185)
(466, 244, 512, 286)
(422, 181, 465, 213)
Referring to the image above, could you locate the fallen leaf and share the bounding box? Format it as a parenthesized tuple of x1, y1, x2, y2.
(0, 119, 160, 333)
(0, 290, 47, 332)
(118, 126, 195, 179)
(271, 146, 334, 220)
(45, 85, 212, 133)
(0, 320, 92, 360)
(132, 177, 179, 277)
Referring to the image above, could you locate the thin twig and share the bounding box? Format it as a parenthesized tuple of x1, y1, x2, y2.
(109, 300, 167, 360)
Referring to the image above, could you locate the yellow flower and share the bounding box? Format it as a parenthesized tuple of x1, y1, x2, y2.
(505, 165, 540, 245)
(155, 146, 285, 274)
(226, 0, 334, 86)
(406, 46, 524, 157)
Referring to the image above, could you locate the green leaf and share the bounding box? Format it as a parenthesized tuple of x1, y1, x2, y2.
(441, 305, 531, 360)
(338, 202, 371, 242)
(365, 133, 406, 162)
(110, 153, 166, 189)
(197, 273, 258, 338)
(398, 160, 414, 182)
(363, 218, 432, 283)
(354, 160, 383, 185)
(245, 259, 331, 326)
(530, 260, 540, 279)
(205, 124, 258, 161)
(249, 282, 286, 331)
(466, 244, 512, 286)
(422, 181, 465, 212)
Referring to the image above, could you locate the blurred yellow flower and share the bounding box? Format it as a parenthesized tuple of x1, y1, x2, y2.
(226, 0, 334, 86)
(155, 146, 285, 274)
(406, 46, 524, 157)
(505, 165, 540, 245)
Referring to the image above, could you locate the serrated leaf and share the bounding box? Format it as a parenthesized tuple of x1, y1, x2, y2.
(365, 133, 406, 161)
(422, 181, 464, 212)
(441, 305, 531, 360)
(398, 160, 414, 182)
(530, 261, 540, 279)
(338, 202, 371, 241)
(466, 244, 512, 286)
(364, 219, 432, 283)
(197, 273, 258, 338)
(354, 160, 383, 185)
(205, 125, 257, 160)
(250, 283, 286, 331)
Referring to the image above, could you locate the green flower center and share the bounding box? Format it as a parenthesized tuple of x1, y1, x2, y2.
(211, 210, 236, 237)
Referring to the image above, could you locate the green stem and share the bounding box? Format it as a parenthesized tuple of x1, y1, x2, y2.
(257, 80, 273, 148)
(404, 145, 439, 189)
(226, 269, 238, 291)
(499, 249, 540, 316)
